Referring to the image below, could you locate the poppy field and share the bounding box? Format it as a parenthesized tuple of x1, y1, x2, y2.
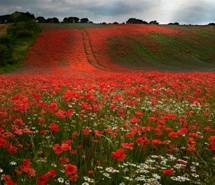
(0, 25, 215, 185)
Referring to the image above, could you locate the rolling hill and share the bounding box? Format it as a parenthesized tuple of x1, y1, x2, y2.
(107, 25, 215, 71)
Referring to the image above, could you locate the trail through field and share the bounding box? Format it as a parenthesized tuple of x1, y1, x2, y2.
(9, 28, 97, 77)
(8, 26, 129, 77)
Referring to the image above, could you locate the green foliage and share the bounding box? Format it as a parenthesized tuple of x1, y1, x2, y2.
(10, 11, 35, 23)
(7, 21, 41, 38)
(0, 21, 41, 71)
(0, 35, 13, 66)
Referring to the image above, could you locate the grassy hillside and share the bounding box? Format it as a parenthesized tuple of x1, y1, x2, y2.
(108, 26, 215, 71)
(0, 22, 41, 73)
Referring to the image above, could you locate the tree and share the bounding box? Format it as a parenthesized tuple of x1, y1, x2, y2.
(0, 12, 35, 24)
(168, 22, 180, 25)
(208, 23, 215, 26)
(126, 18, 148, 24)
(10, 11, 35, 22)
(63, 17, 79, 23)
(36, 16, 46, 23)
(80, 18, 89, 23)
(46, 17, 59, 23)
(113, 22, 119, 24)
(0, 15, 12, 24)
(149, 20, 159, 25)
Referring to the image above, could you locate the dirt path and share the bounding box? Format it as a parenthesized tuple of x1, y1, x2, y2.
(81, 30, 106, 70)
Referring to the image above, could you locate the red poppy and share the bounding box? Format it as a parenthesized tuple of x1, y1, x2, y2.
(18, 159, 36, 177)
(61, 143, 71, 151)
(49, 123, 60, 133)
(49, 102, 58, 111)
(64, 164, 78, 175)
(112, 148, 126, 161)
(82, 128, 90, 136)
(47, 169, 57, 177)
(37, 169, 56, 185)
(208, 136, 215, 151)
(53, 144, 62, 155)
(2, 175, 17, 185)
(168, 132, 178, 138)
(163, 169, 174, 175)
(69, 175, 79, 182)
(130, 117, 139, 124)
(121, 142, 134, 150)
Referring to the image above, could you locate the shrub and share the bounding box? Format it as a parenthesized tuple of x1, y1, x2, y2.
(7, 21, 41, 38)
(0, 44, 13, 66)
(36, 16, 46, 23)
(63, 17, 79, 23)
(46, 17, 59, 23)
(126, 18, 148, 24)
(0, 44, 8, 66)
(0, 20, 40, 69)
(168, 22, 180, 25)
(0, 35, 13, 66)
(80, 18, 89, 23)
(149, 20, 159, 25)
(10, 11, 35, 23)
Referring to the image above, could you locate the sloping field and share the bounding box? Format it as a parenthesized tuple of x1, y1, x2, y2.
(87, 25, 179, 71)
(10, 24, 215, 74)
(107, 25, 215, 71)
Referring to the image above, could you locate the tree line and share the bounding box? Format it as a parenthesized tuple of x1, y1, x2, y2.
(0, 12, 92, 24)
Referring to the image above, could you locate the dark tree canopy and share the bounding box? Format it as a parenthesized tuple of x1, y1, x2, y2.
(63, 17, 79, 23)
(126, 18, 148, 24)
(46, 17, 59, 23)
(10, 12, 35, 22)
(149, 20, 159, 25)
(36, 16, 46, 23)
(0, 12, 35, 24)
(0, 15, 12, 24)
(80, 18, 89, 23)
(208, 23, 215, 26)
(168, 22, 180, 25)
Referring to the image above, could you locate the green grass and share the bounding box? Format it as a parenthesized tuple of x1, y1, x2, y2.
(0, 35, 38, 73)
(108, 26, 215, 71)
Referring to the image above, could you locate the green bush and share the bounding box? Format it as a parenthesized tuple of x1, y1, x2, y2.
(0, 20, 40, 70)
(0, 44, 8, 66)
(0, 44, 12, 66)
(7, 21, 41, 38)
(0, 35, 13, 66)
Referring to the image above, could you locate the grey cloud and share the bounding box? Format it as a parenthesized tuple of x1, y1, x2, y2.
(174, 1, 215, 24)
(0, 0, 214, 23)
(87, 0, 160, 16)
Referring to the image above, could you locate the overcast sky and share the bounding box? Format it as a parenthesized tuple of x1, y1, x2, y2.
(0, 0, 214, 24)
